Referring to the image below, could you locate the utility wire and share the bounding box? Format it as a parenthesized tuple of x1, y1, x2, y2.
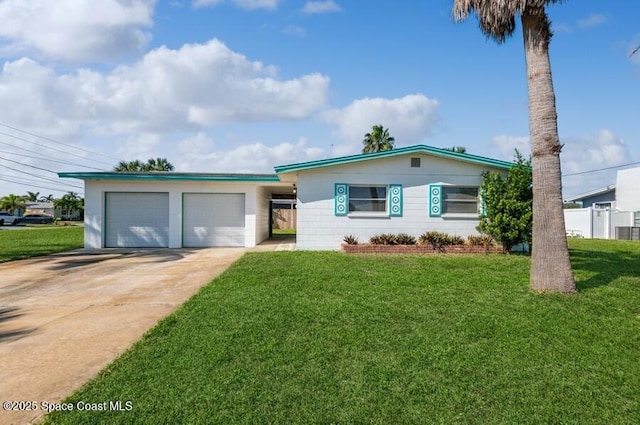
(0, 121, 121, 162)
(0, 163, 83, 189)
(0, 130, 115, 167)
(0, 149, 105, 171)
(563, 160, 640, 177)
(0, 176, 82, 194)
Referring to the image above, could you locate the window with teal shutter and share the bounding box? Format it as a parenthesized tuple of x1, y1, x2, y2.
(334, 183, 348, 216)
(389, 184, 402, 217)
(429, 184, 442, 217)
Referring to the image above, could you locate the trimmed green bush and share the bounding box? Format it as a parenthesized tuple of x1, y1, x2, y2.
(343, 235, 359, 245)
(467, 234, 495, 247)
(395, 233, 417, 245)
(369, 233, 398, 245)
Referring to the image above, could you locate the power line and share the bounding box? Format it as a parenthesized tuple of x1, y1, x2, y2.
(0, 130, 116, 168)
(0, 176, 83, 194)
(0, 121, 121, 163)
(0, 163, 83, 189)
(563, 160, 640, 177)
(0, 149, 106, 171)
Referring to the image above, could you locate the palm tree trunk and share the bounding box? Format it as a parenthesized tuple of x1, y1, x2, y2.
(522, 7, 575, 293)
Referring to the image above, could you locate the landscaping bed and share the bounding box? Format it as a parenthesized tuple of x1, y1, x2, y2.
(342, 243, 503, 254)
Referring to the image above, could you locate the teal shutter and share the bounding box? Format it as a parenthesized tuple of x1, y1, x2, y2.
(429, 184, 442, 217)
(335, 183, 348, 216)
(479, 188, 486, 216)
(389, 184, 402, 217)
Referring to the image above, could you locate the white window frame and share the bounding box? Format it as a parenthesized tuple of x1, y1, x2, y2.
(441, 186, 480, 216)
(348, 185, 388, 216)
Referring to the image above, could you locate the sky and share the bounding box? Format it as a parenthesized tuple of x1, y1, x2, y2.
(0, 0, 638, 200)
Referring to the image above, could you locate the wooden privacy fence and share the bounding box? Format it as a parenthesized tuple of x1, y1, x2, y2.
(273, 208, 297, 230)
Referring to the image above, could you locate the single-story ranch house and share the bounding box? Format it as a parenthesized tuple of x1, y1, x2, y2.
(59, 145, 513, 250)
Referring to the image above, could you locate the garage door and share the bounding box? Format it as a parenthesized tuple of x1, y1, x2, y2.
(183, 193, 245, 247)
(105, 192, 169, 248)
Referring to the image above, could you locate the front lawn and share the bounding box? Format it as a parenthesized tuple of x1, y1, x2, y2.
(0, 226, 84, 262)
(45, 239, 640, 424)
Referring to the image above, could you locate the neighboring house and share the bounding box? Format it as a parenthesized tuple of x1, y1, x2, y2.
(564, 167, 640, 239)
(565, 185, 616, 209)
(24, 202, 55, 217)
(615, 167, 640, 212)
(59, 145, 513, 250)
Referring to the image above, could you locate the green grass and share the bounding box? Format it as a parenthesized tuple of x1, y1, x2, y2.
(0, 226, 84, 262)
(272, 227, 296, 235)
(45, 239, 640, 424)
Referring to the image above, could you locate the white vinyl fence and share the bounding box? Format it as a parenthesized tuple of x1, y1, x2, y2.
(564, 207, 634, 239)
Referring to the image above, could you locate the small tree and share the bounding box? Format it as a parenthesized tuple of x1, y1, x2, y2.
(477, 151, 532, 253)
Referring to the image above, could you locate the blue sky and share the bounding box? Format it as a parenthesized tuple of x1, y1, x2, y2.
(0, 0, 638, 199)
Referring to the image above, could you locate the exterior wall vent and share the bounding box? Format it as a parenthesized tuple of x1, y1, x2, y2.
(410, 157, 421, 168)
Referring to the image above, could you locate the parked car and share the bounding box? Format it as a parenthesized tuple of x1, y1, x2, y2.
(17, 214, 55, 225)
(0, 211, 19, 225)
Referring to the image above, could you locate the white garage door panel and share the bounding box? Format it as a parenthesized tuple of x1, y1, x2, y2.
(183, 194, 245, 247)
(105, 193, 169, 248)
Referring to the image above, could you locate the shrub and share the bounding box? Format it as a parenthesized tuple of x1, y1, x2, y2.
(343, 235, 359, 245)
(369, 233, 398, 245)
(448, 235, 465, 246)
(395, 233, 417, 245)
(467, 234, 495, 247)
(418, 231, 448, 252)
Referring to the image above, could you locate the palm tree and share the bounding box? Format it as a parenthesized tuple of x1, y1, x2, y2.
(144, 157, 174, 171)
(362, 125, 395, 154)
(0, 194, 26, 214)
(25, 191, 40, 202)
(54, 192, 83, 220)
(114, 158, 174, 172)
(445, 146, 467, 153)
(114, 160, 145, 172)
(453, 0, 575, 293)
(39, 194, 55, 202)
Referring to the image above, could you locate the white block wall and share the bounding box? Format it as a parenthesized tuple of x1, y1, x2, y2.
(295, 154, 506, 250)
(616, 167, 640, 212)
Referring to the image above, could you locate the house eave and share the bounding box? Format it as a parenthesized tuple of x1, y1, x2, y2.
(274, 144, 514, 174)
(57, 172, 281, 183)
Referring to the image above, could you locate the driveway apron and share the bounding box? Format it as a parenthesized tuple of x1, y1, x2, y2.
(0, 247, 246, 425)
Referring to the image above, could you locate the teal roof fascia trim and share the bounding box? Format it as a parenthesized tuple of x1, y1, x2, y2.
(58, 172, 281, 182)
(274, 144, 515, 173)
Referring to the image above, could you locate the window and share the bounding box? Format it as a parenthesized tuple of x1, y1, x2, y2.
(442, 187, 479, 214)
(410, 157, 421, 168)
(348, 185, 387, 212)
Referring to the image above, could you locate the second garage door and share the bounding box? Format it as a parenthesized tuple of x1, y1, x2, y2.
(183, 193, 245, 247)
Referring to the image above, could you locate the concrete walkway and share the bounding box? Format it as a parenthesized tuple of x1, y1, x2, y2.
(0, 247, 246, 425)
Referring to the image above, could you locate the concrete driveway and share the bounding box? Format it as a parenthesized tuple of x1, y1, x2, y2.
(0, 247, 246, 425)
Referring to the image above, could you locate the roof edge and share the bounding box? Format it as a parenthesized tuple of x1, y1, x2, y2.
(58, 172, 281, 182)
(275, 144, 514, 173)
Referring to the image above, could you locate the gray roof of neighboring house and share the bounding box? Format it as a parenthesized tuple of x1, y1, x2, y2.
(566, 185, 616, 202)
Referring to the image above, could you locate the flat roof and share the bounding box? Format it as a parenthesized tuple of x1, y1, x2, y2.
(58, 172, 281, 182)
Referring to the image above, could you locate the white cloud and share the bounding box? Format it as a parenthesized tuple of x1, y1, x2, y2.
(175, 136, 326, 172)
(577, 13, 609, 29)
(0, 0, 154, 62)
(324, 94, 440, 156)
(193, 0, 280, 10)
(492, 135, 530, 160)
(302, 0, 342, 15)
(116, 133, 162, 161)
(492, 130, 630, 198)
(0, 39, 330, 135)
